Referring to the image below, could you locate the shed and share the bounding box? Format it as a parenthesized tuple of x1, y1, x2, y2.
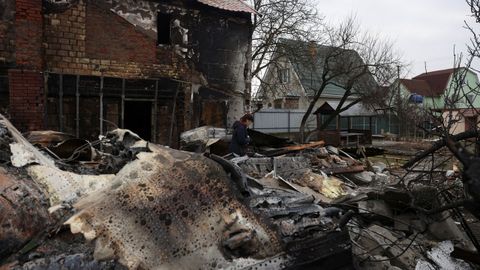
(314, 101, 374, 146)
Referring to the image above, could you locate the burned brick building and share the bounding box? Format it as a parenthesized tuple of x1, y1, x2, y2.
(0, 0, 254, 146)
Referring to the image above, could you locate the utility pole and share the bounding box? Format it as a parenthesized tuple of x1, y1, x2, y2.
(397, 65, 400, 136)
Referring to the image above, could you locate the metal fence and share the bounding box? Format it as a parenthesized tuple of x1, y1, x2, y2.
(252, 109, 400, 136)
(252, 109, 317, 134)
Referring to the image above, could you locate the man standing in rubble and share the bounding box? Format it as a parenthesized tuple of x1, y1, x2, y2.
(229, 113, 254, 156)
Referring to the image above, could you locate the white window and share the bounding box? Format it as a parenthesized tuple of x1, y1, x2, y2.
(278, 68, 290, 84)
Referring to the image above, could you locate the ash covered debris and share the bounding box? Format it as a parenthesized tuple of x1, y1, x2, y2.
(178, 126, 480, 269)
(1, 115, 480, 270)
(0, 115, 352, 270)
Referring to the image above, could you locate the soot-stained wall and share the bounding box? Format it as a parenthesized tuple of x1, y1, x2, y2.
(103, 0, 252, 126)
(0, 0, 15, 67)
(2, 0, 253, 143)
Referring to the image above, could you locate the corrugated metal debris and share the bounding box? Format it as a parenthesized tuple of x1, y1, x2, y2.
(1, 117, 480, 269)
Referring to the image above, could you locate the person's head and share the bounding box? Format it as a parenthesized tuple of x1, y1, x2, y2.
(240, 113, 254, 127)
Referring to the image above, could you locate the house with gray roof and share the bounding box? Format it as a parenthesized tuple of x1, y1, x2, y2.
(255, 39, 378, 118)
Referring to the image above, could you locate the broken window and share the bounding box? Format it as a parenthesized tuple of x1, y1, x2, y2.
(0, 73, 9, 113)
(278, 68, 290, 84)
(157, 13, 172, 45)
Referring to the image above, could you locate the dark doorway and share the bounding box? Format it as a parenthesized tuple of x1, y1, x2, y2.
(124, 101, 152, 141)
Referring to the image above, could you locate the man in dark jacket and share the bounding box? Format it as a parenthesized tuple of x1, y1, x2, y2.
(229, 114, 254, 156)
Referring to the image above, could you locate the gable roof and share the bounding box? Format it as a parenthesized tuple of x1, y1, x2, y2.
(409, 68, 455, 97)
(277, 39, 374, 97)
(197, 0, 257, 13)
(399, 79, 435, 96)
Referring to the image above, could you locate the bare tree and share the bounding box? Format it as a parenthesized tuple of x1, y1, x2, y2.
(287, 18, 401, 142)
(401, 0, 480, 222)
(251, 0, 321, 83)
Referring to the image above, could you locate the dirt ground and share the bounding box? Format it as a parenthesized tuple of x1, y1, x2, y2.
(372, 139, 435, 155)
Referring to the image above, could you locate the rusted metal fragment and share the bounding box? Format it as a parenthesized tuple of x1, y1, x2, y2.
(46, 139, 92, 161)
(0, 169, 52, 258)
(65, 147, 285, 269)
(24, 131, 75, 148)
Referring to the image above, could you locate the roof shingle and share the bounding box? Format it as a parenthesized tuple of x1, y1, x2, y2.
(278, 39, 375, 97)
(410, 68, 455, 97)
(399, 79, 435, 96)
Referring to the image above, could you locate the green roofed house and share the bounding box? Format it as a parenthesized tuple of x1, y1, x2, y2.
(395, 68, 480, 134)
(254, 39, 386, 139)
(256, 39, 376, 112)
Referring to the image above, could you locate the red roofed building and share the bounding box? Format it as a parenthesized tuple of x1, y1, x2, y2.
(393, 67, 480, 134)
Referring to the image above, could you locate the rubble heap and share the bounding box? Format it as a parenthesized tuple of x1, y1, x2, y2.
(1, 120, 479, 269)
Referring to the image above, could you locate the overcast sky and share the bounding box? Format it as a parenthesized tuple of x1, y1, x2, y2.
(315, 0, 478, 77)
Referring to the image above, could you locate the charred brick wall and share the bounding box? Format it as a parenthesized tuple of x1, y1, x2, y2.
(192, 11, 251, 97)
(44, 0, 188, 79)
(15, 0, 43, 70)
(86, 2, 156, 64)
(104, 0, 253, 127)
(157, 3, 252, 126)
(8, 70, 45, 131)
(42, 0, 189, 144)
(5, 0, 252, 141)
(9, 0, 45, 131)
(190, 8, 252, 126)
(0, 0, 16, 66)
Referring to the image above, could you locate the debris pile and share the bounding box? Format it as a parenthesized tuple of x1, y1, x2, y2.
(1, 120, 479, 270)
(0, 118, 353, 269)
(192, 127, 479, 269)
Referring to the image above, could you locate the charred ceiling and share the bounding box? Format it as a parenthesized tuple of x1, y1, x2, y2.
(43, 0, 80, 13)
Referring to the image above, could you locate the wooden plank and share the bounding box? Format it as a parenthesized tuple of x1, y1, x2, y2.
(264, 141, 325, 156)
(323, 165, 365, 175)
